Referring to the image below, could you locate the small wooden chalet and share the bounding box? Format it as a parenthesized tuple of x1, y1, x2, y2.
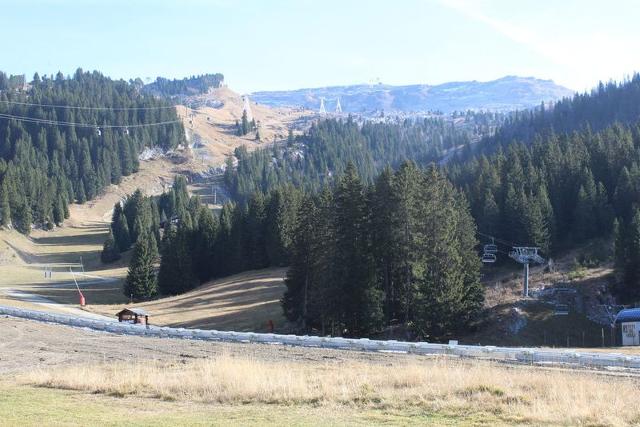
(116, 308, 149, 325)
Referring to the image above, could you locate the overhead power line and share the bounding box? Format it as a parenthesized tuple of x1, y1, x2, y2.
(0, 99, 177, 111)
(0, 112, 181, 129)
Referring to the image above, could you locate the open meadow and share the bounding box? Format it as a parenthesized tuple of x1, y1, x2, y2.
(1, 316, 640, 426)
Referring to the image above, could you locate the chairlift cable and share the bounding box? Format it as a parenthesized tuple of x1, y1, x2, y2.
(0, 112, 181, 129)
(0, 99, 176, 111)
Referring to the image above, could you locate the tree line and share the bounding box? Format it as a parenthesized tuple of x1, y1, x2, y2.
(0, 69, 184, 234)
(113, 163, 483, 340)
(224, 113, 502, 202)
(446, 75, 640, 303)
(107, 176, 300, 300)
(467, 73, 640, 159)
(236, 110, 256, 137)
(143, 73, 225, 97)
(448, 122, 640, 302)
(283, 162, 483, 339)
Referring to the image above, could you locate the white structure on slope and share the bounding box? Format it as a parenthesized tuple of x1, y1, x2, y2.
(242, 95, 253, 122)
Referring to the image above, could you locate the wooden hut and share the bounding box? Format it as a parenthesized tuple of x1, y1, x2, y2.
(116, 308, 149, 325)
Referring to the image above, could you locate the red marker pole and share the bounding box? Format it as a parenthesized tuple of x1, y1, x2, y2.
(70, 266, 86, 307)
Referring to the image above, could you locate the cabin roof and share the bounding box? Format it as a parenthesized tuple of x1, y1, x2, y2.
(116, 307, 148, 316)
(615, 308, 640, 324)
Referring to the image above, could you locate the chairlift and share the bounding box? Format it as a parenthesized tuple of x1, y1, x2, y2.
(95, 127, 101, 136)
(482, 253, 497, 264)
(484, 243, 498, 254)
(124, 127, 129, 135)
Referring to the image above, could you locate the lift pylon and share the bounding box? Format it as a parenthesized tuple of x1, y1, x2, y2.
(508, 247, 545, 297)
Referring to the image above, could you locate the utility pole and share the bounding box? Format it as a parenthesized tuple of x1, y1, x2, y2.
(509, 247, 545, 297)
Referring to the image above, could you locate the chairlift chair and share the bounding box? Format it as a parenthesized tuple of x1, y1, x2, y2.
(483, 243, 498, 254)
(95, 127, 101, 136)
(124, 127, 129, 135)
(482, 253, 497, 263)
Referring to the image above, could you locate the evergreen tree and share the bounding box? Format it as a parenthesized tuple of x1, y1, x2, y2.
(370, 166, 400, 323)
(393, 161, 423, 323)
(244, 192, 268, 269)
(193, 207, 218, 282)
(283, 196, 319, 329)
(157, 225, 198, 295)
(412, 167, 483, 339)
(332, 163, 383, 336)
(101, 229, 121, 263)
(111, 203, 131, 252)
(573, 185, 595, 242)
(124, 231, 157, 300)
(0, 181, 10, 227)
(53, 196, 65, 225)
(618, 209, 640, 301)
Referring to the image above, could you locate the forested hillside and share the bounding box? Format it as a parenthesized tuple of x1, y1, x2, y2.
(0, 69, 184, 233)
(478, 74, 640, 152)
(114, 164, 482, 340)
(284, 162, 482, 338)
(111, 73, 640, 340)
(225, 112, 501, 201)
(223, 76, 640, 304)
(447, 75, 640, 301)
(143, 73, 225, 98)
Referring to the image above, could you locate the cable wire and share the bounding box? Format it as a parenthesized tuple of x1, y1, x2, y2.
(0, 112, 181, 129)
(0, 99, 177, 111)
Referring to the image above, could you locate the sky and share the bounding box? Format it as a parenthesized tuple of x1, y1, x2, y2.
(1, 0, 639, 93)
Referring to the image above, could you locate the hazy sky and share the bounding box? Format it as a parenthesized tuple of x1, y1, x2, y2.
(2, 0, 639, 93)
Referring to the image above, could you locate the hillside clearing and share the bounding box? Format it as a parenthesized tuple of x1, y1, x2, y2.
(85, 268, 287, 331)
(177, 87, 312, 167)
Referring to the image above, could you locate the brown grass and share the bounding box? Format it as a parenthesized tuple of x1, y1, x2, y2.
(177, 87, 312, 167)
(86, 268, 287, 331)
(22, 355, 640, 426)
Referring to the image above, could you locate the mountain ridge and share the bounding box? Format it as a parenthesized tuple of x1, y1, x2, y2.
(250, 76, 573, 114)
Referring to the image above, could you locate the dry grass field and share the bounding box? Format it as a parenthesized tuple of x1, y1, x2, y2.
(18, 353, 640, 426)
(86, 268, 287, 331)
(3, 305, 640, 425)
(177, 87, 312, 166)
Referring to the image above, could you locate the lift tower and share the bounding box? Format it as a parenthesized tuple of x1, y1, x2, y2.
(508, 247, 545, 297)
(242, 95, 253, 122)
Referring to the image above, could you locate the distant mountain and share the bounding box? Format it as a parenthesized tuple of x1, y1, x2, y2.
(250, 76, 573, 114)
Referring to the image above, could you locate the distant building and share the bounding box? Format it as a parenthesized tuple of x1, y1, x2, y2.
(116, 308, 149, 325)
(614, 308, 640, 346)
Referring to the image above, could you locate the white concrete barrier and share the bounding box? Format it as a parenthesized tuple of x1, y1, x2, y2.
(2, 304, 640, 370)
